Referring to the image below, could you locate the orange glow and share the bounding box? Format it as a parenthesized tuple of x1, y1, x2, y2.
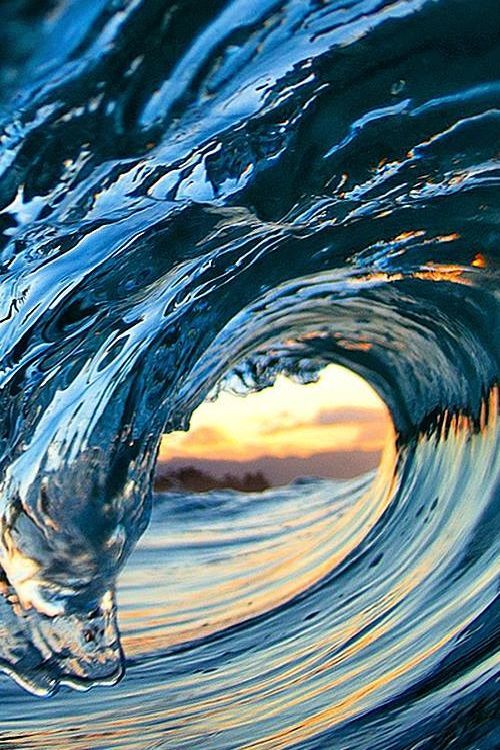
(394, 230, 426, 241)
(412, 265, 468, 284)
(471, 252, 487, 268)
(158, 365, 390, 463)
(436, 233, 460, 242)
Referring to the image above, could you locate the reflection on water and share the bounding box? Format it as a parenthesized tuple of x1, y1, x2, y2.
(0, 0, 498, 748)
(1, 402, 497, 749)
(124, 452, 395, 654)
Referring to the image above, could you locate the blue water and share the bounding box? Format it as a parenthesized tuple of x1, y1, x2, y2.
(0, 1, 498, 747)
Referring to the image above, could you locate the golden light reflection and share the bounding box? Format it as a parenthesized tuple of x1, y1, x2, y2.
(471, 252, 487, 268)
(122, 439, 398, 657)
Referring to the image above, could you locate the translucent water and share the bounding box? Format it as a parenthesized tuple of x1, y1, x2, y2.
(0, 1, 498, 747)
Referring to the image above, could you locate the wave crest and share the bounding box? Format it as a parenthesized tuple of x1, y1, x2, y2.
(0, 0, 498, 747)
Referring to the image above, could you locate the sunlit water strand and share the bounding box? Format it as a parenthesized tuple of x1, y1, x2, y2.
(0, 1, 498, 748)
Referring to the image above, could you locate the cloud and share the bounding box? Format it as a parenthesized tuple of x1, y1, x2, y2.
(186, 426, 231, 444)
(314, 406, 385, 425)
(167, 425, 234, 455)
(261, 406, 386, 435)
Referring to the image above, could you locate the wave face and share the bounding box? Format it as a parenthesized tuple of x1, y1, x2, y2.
(0, 0, 498, 746)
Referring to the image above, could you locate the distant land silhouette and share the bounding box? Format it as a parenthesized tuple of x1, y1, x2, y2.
(155, 449, 382, 493)
(155, 466, 270, 493)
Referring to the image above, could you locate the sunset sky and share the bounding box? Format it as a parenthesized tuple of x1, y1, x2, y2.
(159, 365, 390, 463)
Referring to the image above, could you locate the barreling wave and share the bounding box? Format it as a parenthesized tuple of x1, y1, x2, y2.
(0, 0, 498, 748)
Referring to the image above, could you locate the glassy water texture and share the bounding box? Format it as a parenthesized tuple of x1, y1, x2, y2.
(0, 1, 498, 748)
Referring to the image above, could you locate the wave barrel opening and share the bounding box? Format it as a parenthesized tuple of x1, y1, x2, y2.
(0, 1, 498, 748)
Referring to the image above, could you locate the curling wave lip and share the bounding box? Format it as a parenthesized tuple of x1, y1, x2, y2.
(0, 0, 498, 748)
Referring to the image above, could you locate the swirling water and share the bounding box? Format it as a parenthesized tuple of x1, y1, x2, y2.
(0, 0, 498, 748)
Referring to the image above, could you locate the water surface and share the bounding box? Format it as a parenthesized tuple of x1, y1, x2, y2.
(0, 1, 498, 748)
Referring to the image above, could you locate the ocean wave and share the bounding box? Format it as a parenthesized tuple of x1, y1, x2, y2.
(0, 0, 498, 748)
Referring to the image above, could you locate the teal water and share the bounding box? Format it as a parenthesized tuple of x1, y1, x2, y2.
(0, 1, 498, 748)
